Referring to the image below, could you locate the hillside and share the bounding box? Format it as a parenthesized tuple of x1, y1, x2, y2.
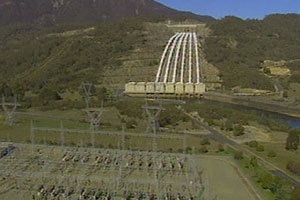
(0, 0, 213, 26)
(0, 13, 299, 108)
(0, 19, 144, 96)
(204, 14, 300, 92)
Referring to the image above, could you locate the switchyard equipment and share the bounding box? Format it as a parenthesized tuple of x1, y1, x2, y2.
(0, 144, 205, 200)
(125, 31, 205, 97)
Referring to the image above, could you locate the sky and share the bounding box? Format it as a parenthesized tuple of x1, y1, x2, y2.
(156, 0, 300, 19)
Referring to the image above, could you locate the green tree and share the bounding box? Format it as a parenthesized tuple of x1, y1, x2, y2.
(233, 124, 245, 136)
(286, 161, 300, 175)
(248, 140, 258, 148)
(286, 129, 300, 151)
(250, 156, 258, 168)
(256, 144, 265, 152)
(263, 67, 271, 74)
(267, 150, 277, 158)
(261, 173, 274, 190)
(201, 138, 210, 145)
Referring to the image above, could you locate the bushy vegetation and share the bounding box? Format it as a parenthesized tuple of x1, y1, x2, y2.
(291, 185, 300, 200)
(115, 99, 144, 119)
(184, 101, 289, 131)
(286, 129, 300, 150)
(0, 19, 146, 102)
(158, 105, 189, 127)
(286, 160, 300, 176)
(204, 14, 300, 90)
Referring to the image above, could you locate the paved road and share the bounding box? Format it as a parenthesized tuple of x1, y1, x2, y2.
(196, 119, 238, 147)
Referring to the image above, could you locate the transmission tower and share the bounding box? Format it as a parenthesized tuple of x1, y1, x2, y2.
(143, 100, 164, 134)
(1, 95, 19, 126)
(143, 99, 164, 152)
(81, 82, 106, 131)
(81, 82, 93, 108)
(83, 103, 105, 131)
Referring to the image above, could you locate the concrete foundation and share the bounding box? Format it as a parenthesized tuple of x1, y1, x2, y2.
(165, 83, 175, 94)
(125, 82, 205, 97)
(185, 83, 194, 94)
(125, 82, 136, 94)
(146, 82, 155, 93)
(195, 83, 205, 94)
(175, 83, 185, 94)
(155, 82, 165, 93)
(136, 82, 146, 94)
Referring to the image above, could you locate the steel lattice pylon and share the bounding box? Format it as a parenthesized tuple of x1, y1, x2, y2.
(143, 100, 164, 135)
(143, 99, 165, 153)
(1, 95, 19, 126)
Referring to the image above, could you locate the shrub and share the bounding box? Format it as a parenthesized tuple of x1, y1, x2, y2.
(233, 124, 245, 136)
(286, 129, 300, 151)
(248, 140, 258, 148)
(256, 144, 265, 152)
(234, 150, 243, 160)
(217, 144, 225, 152)
(201, 138, 211, 145)
(286, 161, 300, 175)
(126, 119, 137, 129)
(205, 119, 215, 126)
(199, 146, 208, 153)
(267, 150, 277, 158)
(250, 156, 258, 167)
(185, 147, 193, 154)
(261, 173, 274, 190)
(177, 149, 183, 153)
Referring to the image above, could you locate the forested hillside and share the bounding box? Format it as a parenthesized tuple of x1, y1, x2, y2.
(0, 19, 147, 100)
(204, 14, 300, 90)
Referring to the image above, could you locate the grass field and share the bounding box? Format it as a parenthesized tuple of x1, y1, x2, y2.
(245, 141, 300, 180)
(0, 108, 219, 153)
(196, 155, 259, 200)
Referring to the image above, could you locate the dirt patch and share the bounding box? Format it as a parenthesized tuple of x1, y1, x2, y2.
(268, 66, 291, 76)
(230, 125, 287, 144)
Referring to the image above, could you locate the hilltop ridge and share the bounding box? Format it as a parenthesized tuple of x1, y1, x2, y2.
(0, 0, 213, 26)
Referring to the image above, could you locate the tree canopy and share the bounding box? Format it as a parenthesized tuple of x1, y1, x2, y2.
(204, 14, 300, 90)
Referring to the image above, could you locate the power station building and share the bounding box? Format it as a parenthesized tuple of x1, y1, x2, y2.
(125, 82, 205, 96)
(125, 31, 206, 97)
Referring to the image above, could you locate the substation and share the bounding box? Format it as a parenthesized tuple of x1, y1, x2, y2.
(0, 26, 208, 199)
(0, 143, 204, 200)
